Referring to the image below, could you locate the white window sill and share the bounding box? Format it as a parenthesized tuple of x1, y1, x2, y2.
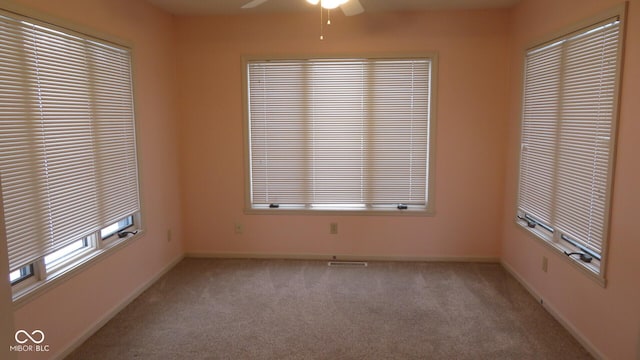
(245, 205, 434, 217)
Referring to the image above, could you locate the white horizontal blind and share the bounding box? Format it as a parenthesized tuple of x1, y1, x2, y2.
(518, 44, 561, 226)
(247, 58, 430, 208)
(0, 10, 140, 271)
(518, 17, 621, 257)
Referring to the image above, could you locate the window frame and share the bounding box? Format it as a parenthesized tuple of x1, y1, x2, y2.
(0, 7, 146, 306)
(241, 54, 438, 217)
(514, 4, 626, 286)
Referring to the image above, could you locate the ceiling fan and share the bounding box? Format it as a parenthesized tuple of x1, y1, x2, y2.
(241, 0, 365, 17)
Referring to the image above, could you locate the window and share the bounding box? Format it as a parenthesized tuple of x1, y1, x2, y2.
(516, 12, 624, 281)
(244, 57, 435, 214)
(0, 9, 142, 301)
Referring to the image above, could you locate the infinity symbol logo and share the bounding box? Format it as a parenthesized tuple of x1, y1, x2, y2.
(15, 329, 45, 344)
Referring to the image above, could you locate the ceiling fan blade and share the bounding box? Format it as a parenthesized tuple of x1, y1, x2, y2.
(241, 0, 270, 9)
(340, 0, 364, 16)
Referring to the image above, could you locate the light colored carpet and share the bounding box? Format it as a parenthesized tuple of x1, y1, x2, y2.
(67, 258, 592, 359)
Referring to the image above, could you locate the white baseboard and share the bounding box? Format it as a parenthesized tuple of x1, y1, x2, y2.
(500, 260, 605, 360)
(185, 251, 499, 263)
(53, 254, 184, 360)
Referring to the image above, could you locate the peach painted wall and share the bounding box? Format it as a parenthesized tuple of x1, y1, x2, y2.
(0, 0, 184, 358)
(501, 0, 640, 359)
(176, 9, 511, 260)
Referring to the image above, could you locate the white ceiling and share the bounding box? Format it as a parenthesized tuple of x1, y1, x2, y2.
(146, 0, 520, 16)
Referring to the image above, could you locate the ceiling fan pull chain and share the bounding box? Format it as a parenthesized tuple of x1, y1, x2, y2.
(319, 3, 324, 40)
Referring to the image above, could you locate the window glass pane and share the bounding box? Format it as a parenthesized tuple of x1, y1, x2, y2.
(10, 265, 33, 285)
(9, 269, 23, 283)
(44, 239, 88, 266)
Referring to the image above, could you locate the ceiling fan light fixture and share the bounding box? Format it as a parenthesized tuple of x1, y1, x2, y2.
(319, 0, 348, 10)
(306, 0, 320, 4)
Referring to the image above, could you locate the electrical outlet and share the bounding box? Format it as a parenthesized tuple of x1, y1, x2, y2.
(330, 222, 338, 235)
(542, 256, 548, 273)
(234, 223, 244, 234)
